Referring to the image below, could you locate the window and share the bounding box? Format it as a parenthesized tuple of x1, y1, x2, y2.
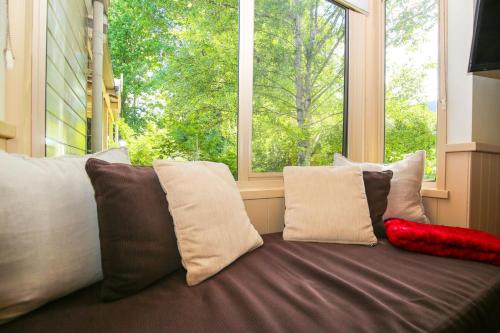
(252, 0, 347, 173)
(109, 0, 349, 180)
(384, 0, 439, 180)
(109, 1, 239, 176)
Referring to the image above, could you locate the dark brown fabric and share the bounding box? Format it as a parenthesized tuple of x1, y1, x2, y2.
(85, 158, 181, 301)
(363, 170, 393, 238)
(4, 233, 500, 333)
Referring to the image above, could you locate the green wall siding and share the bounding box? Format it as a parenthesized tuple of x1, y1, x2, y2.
(45, 0, 88, 156)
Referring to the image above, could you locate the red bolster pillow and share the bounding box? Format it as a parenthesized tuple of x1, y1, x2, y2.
(385, 219, 500, 266)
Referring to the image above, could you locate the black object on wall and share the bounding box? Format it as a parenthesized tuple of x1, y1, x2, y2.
(469, 0, 500, 72)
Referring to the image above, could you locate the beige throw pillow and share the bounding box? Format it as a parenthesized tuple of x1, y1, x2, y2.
(153, 160, 263, 286)
(333, 151, 429, 223)
(0, 148, 130, 324)
(283, 165, 377, 245)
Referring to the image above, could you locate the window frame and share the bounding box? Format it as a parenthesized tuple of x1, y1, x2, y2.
(381, 0, 447, 190)
(238, 0, 448, 197)
(237, 0, 351, 182)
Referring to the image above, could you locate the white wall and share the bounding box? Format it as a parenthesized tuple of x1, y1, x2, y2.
(472, 74, 500, 146)
(0, 0, 6, 121)
(446, 0, 474, 144)
(447, 0, 500, 146)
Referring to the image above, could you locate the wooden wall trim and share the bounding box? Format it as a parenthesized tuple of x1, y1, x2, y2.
(421, 188, 449, 199)
(346, 9, 366, 162)
(31, 0, 48, 157)
(0, 121, 16, 139)
(5, 0, 33, 155)
(363, 0, 385, 163)
(445, 142, 500, 154)
(436, 0, 448, 190)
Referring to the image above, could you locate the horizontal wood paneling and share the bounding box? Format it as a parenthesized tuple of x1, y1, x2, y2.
(46, 32, 87, 98)
(46, 0, 88, 157)
(47, 59, 86, 119)
(46, 113, 86, 151)
(46, 139, 86, 157)
(46, 86, 86, 136)
(47, 1, 86, 73)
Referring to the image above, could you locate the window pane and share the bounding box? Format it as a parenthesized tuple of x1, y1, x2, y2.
(109, 1, 239, 177)
(385, 0, 438, 180)
(252, 0, 347, 172)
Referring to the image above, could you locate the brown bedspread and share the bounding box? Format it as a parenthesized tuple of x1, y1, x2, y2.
(3, 233, 500, 333)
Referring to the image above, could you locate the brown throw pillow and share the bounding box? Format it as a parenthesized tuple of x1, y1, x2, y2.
(85, 158, 181, 301)
(363, 170, 393, 238)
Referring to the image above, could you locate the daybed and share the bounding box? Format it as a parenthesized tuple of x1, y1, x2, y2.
(4, 233, 500, 333)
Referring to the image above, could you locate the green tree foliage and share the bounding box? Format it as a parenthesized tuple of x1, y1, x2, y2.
(109, 0, 239, 174)
(108, 0, 438, 179)
(385, 65, 437, 177)
(252, 0, 346, 172)
(385, 0, 438, 179)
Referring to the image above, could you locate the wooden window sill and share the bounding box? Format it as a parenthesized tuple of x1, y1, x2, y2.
(0, 121, 16, 139)
(239, 183, 450, 200)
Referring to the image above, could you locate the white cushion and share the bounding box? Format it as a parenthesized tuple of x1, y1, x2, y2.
(283, 165, 377, 245)
(334, 151, 429, 223)
(153, 160, 263, 286)
(0, 148, 130, 324)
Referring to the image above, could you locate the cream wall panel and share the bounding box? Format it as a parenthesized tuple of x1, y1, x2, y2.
(424, 150, 500, 236)
(244, 198, 285, 235)
(267, 198, 285, 233)
(244, 199, 268, 235)
(435, 152, 470, 228)
(422, 197, 438, 224)
(469, 152, 500, 236)
(0, 138, 6, 151)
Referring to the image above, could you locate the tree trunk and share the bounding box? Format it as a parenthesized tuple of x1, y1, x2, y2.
(292, 0, 307, 166)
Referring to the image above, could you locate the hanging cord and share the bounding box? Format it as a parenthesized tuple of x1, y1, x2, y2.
(3, 0, 14, 68)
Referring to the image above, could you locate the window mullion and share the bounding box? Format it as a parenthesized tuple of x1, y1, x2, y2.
(237, 0, 255, 182)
